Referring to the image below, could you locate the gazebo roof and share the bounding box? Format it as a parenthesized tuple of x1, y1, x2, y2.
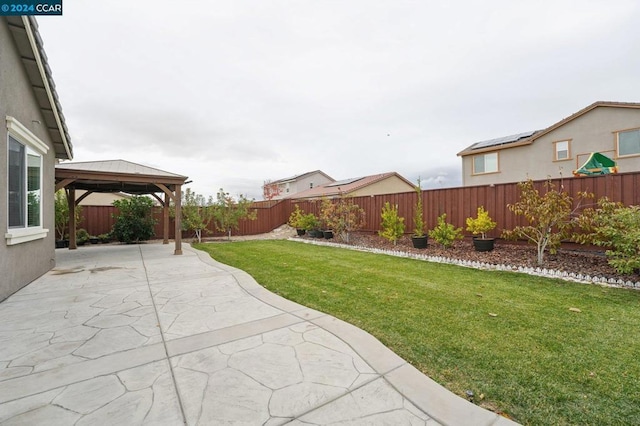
(55, 159, 188, 194)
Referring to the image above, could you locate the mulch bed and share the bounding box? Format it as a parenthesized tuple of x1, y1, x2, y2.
(298, 232, 640, 285)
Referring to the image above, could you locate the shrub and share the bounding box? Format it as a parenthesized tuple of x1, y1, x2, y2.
(54, 189, 82, 240)
(299, 212, 320, 231)
(319, 194, 366, 243)
(428, 213, 463, 248)
(379, 202, 405, 245)
(179, 188, 215, 243)
(466, 206, 496, 239)
(111, 196, 156, 243)
(76, 228, 89, 244)
(288, 205, 305, 229)
(574, 198, 640, 274)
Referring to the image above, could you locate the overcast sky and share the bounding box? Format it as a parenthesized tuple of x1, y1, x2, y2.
(37, 1, 640, 199)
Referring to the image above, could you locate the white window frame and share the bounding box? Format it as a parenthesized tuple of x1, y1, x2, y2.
(554, 140, 571, 161)
(5, 116, 49, 245)
(616, 128, 640, 157)
(473, 152, 499, 174)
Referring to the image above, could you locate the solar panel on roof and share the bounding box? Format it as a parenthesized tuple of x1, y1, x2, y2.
(325, 177, 364, 187)
(471, 130, 537, 150)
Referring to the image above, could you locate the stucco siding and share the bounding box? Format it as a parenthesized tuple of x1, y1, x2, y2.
(462, 106, 640, 186)
(0, 19, 57, 301)
(351, 176, 414, 197)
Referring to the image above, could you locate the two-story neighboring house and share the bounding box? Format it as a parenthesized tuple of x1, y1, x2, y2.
(1, 17, 73, 301)
(457, 101, 640, 186)
(266, 170, 335, 200)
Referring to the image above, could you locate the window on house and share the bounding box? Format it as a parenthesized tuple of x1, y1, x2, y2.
(617, 129, 640, 157)
(554, 140, 570, 160)
(8, 135, 42, 228)
(285, 183, 290, 193)
(6, 117, 48, 245)
(473, 152, 498, 174)
(309, 182, 313, 189)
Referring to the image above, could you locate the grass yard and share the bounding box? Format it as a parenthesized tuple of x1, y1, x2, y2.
(194, 240, 640, 425)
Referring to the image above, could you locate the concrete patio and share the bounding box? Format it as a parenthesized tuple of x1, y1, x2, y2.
(0, 243, 517, 425)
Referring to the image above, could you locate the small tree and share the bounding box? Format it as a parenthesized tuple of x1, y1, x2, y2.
(320, 194, 365, 243)
(262, 179, 282, 201)
(288, 204, 305, 229)
(428, 213, 463, 248)
(466, 206, 497, 240)
(180, 188, 215, 243)
(379, 202, 405, 245)
(111, 196, 156, 243)
(54, 189, 82, 240)
(212, 188, 257, 240)
(502, 179, 587, 265)
(413, 178, 426, 237)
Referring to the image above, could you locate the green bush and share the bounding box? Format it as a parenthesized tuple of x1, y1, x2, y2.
(76, 228, 89, 244)
(111, 196, 156, 243)
(379, 202, 405, 245)
(428, 213, 463, 248)
(574, 198, 640, 274)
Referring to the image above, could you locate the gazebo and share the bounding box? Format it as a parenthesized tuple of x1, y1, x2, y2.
(55, 160, 188, 254)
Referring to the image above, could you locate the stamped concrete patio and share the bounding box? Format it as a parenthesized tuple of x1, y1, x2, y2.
(0, 243, 517, 425)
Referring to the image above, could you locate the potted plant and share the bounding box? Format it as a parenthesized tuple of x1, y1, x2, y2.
(300, 212, 321, 237)
(411, 178, 428, 248)
(89, 235, 100, 244)
(429, 213, 463, 248)
(466, 206, 497, 252)
(98, 233, 112, 243)
(288, 204, 306, 236)
(76, 228, 90, 246)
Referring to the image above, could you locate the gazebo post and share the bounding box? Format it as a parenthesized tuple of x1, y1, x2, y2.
(68, 188, 77, 250)
(174, 184, 182, 255)
(163, 192, 170, 245)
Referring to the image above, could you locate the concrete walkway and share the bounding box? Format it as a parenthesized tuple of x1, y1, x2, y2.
(0, 243, 518, 425)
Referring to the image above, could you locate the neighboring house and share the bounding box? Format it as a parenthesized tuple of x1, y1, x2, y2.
(266, 170, 335, 200)
(1, 17, 73, 300)
(457, 101, 640, 186)
(76, 190, 131, 206)
(291, 172, 415, 200)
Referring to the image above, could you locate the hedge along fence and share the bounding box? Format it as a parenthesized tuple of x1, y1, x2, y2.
(79, 171, 640, 240)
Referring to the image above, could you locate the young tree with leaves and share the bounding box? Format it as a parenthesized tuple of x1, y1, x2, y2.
(54, 189, 82, 240)
(379, 202, 405, 245)
(262, 179, 282, 201)
(320, 194, 366, 243)
(180, 188, 215, 243)
(212, 188, 257, 240)
(502, 179, 589, 265)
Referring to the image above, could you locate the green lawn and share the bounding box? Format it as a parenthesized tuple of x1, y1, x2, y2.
(194, 240, 640, 425)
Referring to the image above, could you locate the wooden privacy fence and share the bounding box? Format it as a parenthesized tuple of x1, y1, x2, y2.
(80, 172, 640, 240)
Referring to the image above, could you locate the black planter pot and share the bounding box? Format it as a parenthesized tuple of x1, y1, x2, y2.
(314, 229, 325, 239)
(411, 235, 428, 249)
(323, 230, 334, 239)
(473, 237, 495, 252)
(296, 228, 306, 236)
(55, 240, 66, 249)
(90, 238, 99, 244)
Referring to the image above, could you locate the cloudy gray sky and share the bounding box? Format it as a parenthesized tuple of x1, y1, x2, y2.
(37, 0, 640, 199)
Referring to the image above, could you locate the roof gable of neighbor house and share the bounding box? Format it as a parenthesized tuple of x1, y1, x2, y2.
(6, 16, 72, 159)
(289, 172, 414, 199)
(271, 170, 335, 185)
(457, 101, 640, 157)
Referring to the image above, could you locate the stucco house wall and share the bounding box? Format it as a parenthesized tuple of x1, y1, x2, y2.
(350, 175, 415, 197)
(460, 103, 640, 186)
(1, 17, 71, 301)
